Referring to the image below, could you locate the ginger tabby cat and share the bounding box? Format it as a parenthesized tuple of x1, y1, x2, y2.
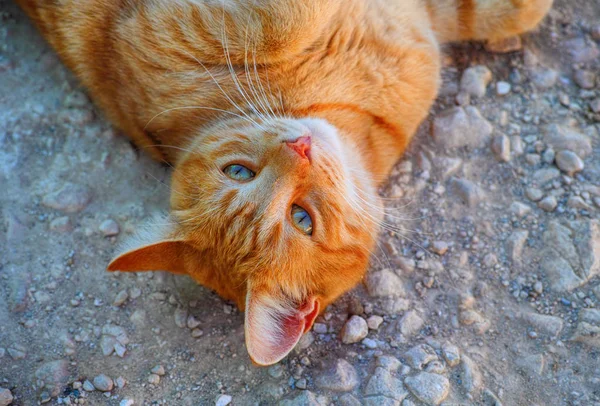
(17, 0, 553, 365)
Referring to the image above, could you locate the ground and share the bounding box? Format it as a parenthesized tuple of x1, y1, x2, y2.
(1, 0, 600, 405)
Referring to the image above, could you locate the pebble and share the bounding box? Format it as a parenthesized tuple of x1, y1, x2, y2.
(404, 372, 450, 405)
(496, 81, 511, 95)
(191, 328, 204, 338)
(362, 338, 378, 349)
(590, 98, 600, 113)
(526, 187, 544, 202)
(397, 310, 424, 337)
(315, 359, 359, 392)
(507, 230, 528, 262)
(42, 183, 92, 213)
(404, 344, 438, 369)
(555, 150, 584, 176)
(510, 202, 531, 217)
(442, 343, 460, 367)
(295, 378, 308, 390)
(148, 374, 161, 385)
(491, 133, 511, 162)
(0, 388, 13, 406)
(532, 168, 560, 185)
(543, 124, 592, 158)
(120, 400, 135, 406)
(432, 106, 493, 149)
(295, 332, 314, 352)
(431, 241, 449, 255)
(574, 69, 596, 89)
(567, 196, 591, 210)
(376, 355, 402, 373)
(35, 360, 70, 397)
(112, 290, 128, 306)
(49, 216, 72, 233)
(459, 355, 483, 393)
(365, 269, 405, 297)
(484, 36, 522, 53)
(571, 309, 600, 347)
(364, 367, 408, 402)
(151, 365, 165, 376)
(83, 380, 95, 392)
(174, 308, 188, 328)
(279, 391, 323, 406)
(367, 315, 384, 330)
(99, 219, 120, 236)
(313, 323, 328, 334)
(530, 67, 558, 89)
(515, 354, 545, 377)
(460, 65, 492, 97)
(215, 394, 232, 406)
(451, 178, 485, 207)
(341, 315, 369, 344)
(538, 196, 558, 212)
(93, 374, 114, 392)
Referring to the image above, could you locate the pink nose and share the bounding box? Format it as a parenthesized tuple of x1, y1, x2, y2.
(286, 135, 312, 161)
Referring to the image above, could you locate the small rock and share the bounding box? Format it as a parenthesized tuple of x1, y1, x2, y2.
(515, 354, 545, 377)
(120, 400, 135, 406)
(295, 378, 307, 390)
(365, 269, 405, 297)
(151, 365, 165, 376)
(495, 81, 511, 95)
(83, 380, 95, 392)
(364, 367, 408, 402)
(35, 360, 70, 397)
(315, 359, 359, 392)
(404, 344, 437, 369)
(405, 372, 450, 405)
(431, 241, 448, 255)
(93, 374, 113, 392)
(432, 106, 493, 149)
(339, 394, 361, 406)
(42, 184, 92, 213)
(347, 297, 364, 316)
(507, 230, 528, 261)
(115, 377, 126, 389)
(112, 290, 128, 307)
(451, 178, 485, 207)
(313, 323, 328, 334)
(49, 216, 72, 233)
(491, 133, 511, 162)
(295, 332, 314, 352)
(530, 67, 558, 89)
(555, 150, 584, 176)
(532, 168, 560, 185)
(590, 98, 600, 113)
(215, 394, 232, 406)
(538, 196, 558, 212)
(458, 355, 483, 394)
(526, 187, 544, 202)
(482, 253, 498, 267)
(341, 315, 369, 344)
(521, 313, 563, 337)
(376, 355, 402, 372)
(510, 202, 531, 217)
(483, 389, 503, 406)
(174, 308, 188, 328)
(442, 343, 460, 367)
(574, 69, 596, 89)
(543, 124, 592, 158)
(99, 219, 120, 236)
(571, 309, 600, 347)
(191, 328, 204, 338)
(0, 388, 13, 406)
(147, 374, 160, 385)
(460, 65, 492, 97)
(367, 315, 384, 330)
(397, 310, 424, 337)
(485, 36, 522, 53)
(279, 391, 323, 406)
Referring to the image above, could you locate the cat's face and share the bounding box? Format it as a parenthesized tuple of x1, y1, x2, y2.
(109, 117, 382, 365)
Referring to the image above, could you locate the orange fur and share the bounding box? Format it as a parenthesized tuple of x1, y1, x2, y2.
(19, 0, 553, 365)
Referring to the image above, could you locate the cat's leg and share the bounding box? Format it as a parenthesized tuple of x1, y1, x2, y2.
(425, 0, 554, 43)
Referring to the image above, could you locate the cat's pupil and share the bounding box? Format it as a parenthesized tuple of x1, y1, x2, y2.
(223, 164, 255, 181)
(291, 205, 313, 236)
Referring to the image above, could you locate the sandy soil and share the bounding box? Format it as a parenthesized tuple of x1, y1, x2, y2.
(1, 0, 600, 405)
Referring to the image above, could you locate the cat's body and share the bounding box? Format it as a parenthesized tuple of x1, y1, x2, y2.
(17, 0, 553, 365)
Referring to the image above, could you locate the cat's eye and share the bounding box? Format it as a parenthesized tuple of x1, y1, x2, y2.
(291, 205, 313, 236)
(223, 164, 255, 181)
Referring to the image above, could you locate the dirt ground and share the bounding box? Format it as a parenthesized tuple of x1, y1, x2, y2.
(1, 0, 600, 405)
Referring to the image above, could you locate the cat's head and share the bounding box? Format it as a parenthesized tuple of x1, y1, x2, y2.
(108, 117, 382, 365)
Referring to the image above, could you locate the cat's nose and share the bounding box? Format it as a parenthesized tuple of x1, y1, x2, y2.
(286, 135, 311, 161)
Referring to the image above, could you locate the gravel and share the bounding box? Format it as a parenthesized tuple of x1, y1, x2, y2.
(341, 315, 369, 344)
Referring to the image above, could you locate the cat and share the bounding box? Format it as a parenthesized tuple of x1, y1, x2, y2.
(17, 0, 553, 365)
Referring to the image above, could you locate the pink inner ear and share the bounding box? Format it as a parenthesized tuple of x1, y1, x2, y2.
(245, 292, 319, 366)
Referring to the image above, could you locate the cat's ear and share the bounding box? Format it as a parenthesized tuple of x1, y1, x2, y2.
(245, 287, 320, 366)
(107, 240, 196, 275)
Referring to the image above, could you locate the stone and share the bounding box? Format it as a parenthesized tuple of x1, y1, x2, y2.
(458, 355, 483, 394)
(515, 354, 545, 377)
(404, 344, 437, 370)
(433, 156, 463, 180)
(174, 308, 188, 328)
(507, 230, 528, 262)
(49, 216, 72, 233)
(541, 220, 600, 291)
(99, 219, 120, 236)
(315, 359, 359, 392)
(278, 391, 324, 406)
(364, 367, 408, 402)
(365, 269, 405, 297)
(532, 168, 560, 185)
(555, 150, 584, 176)
(42, 183, 92, 213)
(526, 187, 544, 202)
(538, 196, 558, 212)
(313, 323, 327, 334)
(432, 106, 493, 149)
(295, 332, 314, 352)
(148, 374, 160, 385)
(34, 360, 70, 397)
(151, 365, 165, 376)
(431, 241, 448, 255)
(112, 290, 128, 306)
(460, 65, 492, 97)
(0, 388, 13, 406)
(521, 313, 563, 337)
(485, 36, 522, 53)
(564, 37, 600, 63)
(567, 196, 591, 210)
(510, 202, 531, 217)
(574, 69, 596, 89)
(451, 178, 485, 207)
(571, 309, 600, 348)
(339, 394, 362, 406)
(120, 400, 134, 406)
(397, 310, 424, 337)
(215, 394, 232, 406)
(376, 355, 402, 373)
(404, 373, 449, 405)
(530, 67, 558, 89)
(543, 124, 592, 158)
(590, 98, 600, 113)
(367, 315, 384, 330)
(491, 134, 511, 162)
(495, 81, 511, 96)
(93, 374, 113, 392)
(442, 343, 460, 367)
(483, 389, 503, 406)
(82, 380, 95, 392)
(341, 316, 368, 344)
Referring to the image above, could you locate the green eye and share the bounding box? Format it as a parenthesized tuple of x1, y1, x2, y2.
(223, 164, 255, 181)
(291, 205, 313, 236)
